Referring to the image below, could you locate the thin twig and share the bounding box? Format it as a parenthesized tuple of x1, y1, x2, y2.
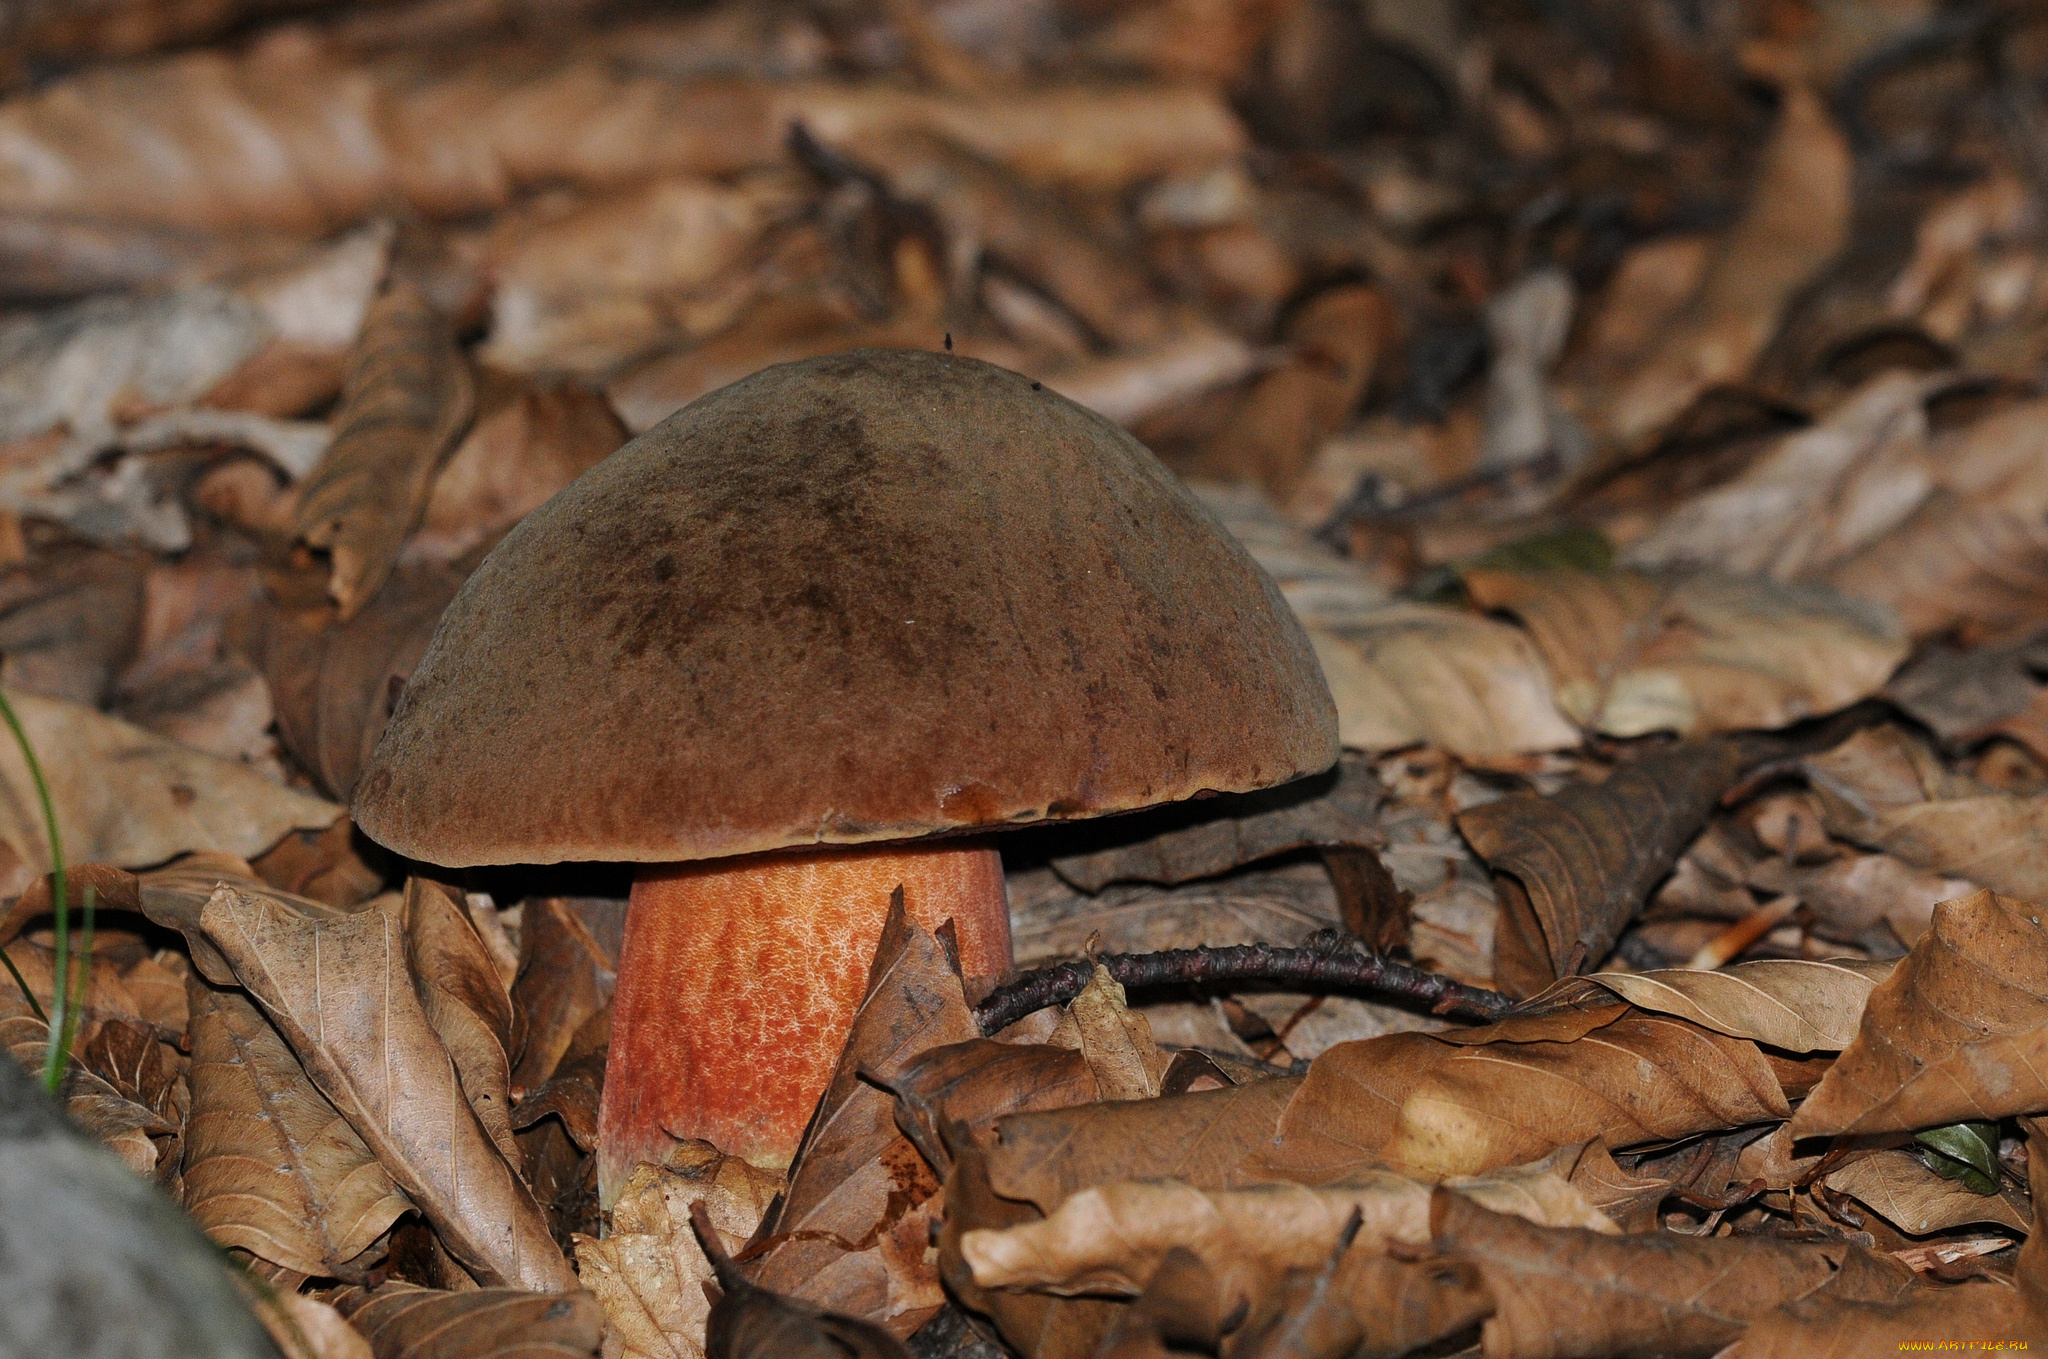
(974, 941, 1513, 1035)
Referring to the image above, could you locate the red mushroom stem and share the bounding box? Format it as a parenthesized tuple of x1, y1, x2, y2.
(597, 840, 1010, 1199)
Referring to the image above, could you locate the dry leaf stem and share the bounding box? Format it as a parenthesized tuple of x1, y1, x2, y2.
(973, 941, 1512, 1036)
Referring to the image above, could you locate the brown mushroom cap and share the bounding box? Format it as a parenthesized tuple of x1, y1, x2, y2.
(353, 348, 1337, 867)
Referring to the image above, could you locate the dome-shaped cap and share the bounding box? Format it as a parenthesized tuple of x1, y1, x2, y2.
(354, 349, 1338, 867)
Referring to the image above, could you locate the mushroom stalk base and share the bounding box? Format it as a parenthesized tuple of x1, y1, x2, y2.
(598, 842, 1010, 1202)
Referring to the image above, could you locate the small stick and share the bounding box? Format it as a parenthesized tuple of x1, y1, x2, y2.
(973, 941, 1513, 1035)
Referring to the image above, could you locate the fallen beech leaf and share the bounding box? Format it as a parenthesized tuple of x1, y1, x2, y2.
(1043, 329, 1258, 428)
(1241, 1246, 1493, 1359)
(1, 1011, 174, 1177)
(250, 816, 385, 909)
(477, 174, 805, 375)
(401, 379, 626, 568)
(1465, 568, 1907, 739)
(1584, 957, 1894, 1053)
(1827, 396, 2048, 642)
(247, 1286, 373, 1359)
(938, 1136, 1121, 1359)
(294, 277, 475, 620)
(1599, 83, 1851, 449)
(1187, 285, 1396, 498)
(330, 1281, 605, 1358)
(198, 884, 573, 1290)
(839, 129, 1168, 349)
(1432, 1190, 1842, 1357)
(0, 536, 147, 706)
(403, 878, 520, 1165)
(745, 897, 979, 1336)
(986, 1078, 1300, 1214)
(515, 1045, 605, 1246)
(695, 1203, 913, 1359)
(0, 42, 1243, 228)
(1825, 1148, 2030, 1236)
(1066, 965, 1166, 1102)
(509, 896, 615, 1097)
(1746, 851, 1975, 948)
(262, 559, 468, 802)
(1564, 1141, 1679, 1233)
(181, 973, 409, 1277)
(1792, 889, 2048, 1136)
(0, 687, 340, 875)
(572, 1145, 782, 1359)
(1621, 371, 1940, 579)
(1802, 725, 2048, 899)
(961, 1161, 1613, 1301)
(1268, 1007, 1790, 1181)
(1884, 627, 2048, 754)
(1306, 604, 1581, 759)
(1457, 738, 1750, 997)
(882, 1038, 1099, 1171)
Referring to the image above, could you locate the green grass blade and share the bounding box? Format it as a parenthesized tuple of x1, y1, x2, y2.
(0, 688, 71, 1094)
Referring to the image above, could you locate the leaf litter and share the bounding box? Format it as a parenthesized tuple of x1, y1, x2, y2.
(12, 3, 2048, 1357)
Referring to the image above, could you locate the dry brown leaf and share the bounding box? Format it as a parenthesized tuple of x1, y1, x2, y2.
(572, 1144, 782, 1359)
(1746, 851, 1975, 948)
(0, 1010, 175, 1177)
(247, 1286, 374, 1359)
(960, 1162, 1614, 1301)
(198, 883, 573, 1289)
(1432, 1189, 1843, 1357)
(181, 972, 409, 1278)
(1884, 628, 2048, 755)
(1621, 371, 1940, 579)
(403, 877, 520, 1166)
(261, 559, 468, 803)
(1792, 889, 2048, 1136)
(401, 379, 626, 568)
(1584, 957, 1894, 1053)
(0, 45, 1243, 230)
(1185, 285, 1396, 499)
(0, 687, 339, 876)
(1233, 1247, 1494, 1359)
(1457, 738, 1750, 997)
(477, 174, 805, 374)
(294, 276, 475, 620)
(1803, 725, 2048, 900)
(1065, 965, 1166, 1103)
(509, 896, 614, 1098)
(1824, 1148, 2030, 1236)
(1465, 568, 1906, 739)
(1267, 1007, 1790, 1181)
(883, 1037, 1100, 1170)
(745, 898, 979, 1336)
(1599, 83, 1851, 449)
(330, 1281, 605, 1358)
(1306, 604, 1581, 759)
(986, 1078, 1301, 1215)
(0, 536, 147, 708)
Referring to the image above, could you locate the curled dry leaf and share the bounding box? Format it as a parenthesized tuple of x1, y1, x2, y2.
(1793, 889, 2048, 1137)
(1464, 568, 1907, 739)
(1267, 1006, 1790, 1182)
(1824, 1148, 2030, 1236)
(1233, 1247, 1494, 1359)
(1306, 604, 1580, 760)
(197, 884, 573, 1290)
(572, 1145, 782, 1359)
(508, 896, 614, 1097)
(1826, 396, 2048, 643)
(959, 1161, 1614, 1302)
(181, 973, 409, 1278)
(1584, 957, 1895, 1053)
(1064, 964, 1167, 1102)
(695, 1201, 914, 1359)
(402, 878, 521, 1166)
(294, 277, 476, 620)
(1598, 83, 1851, 450)
(1458, 738, 1749, 997)
(0, 687, 340, 876)
(1804, 724, 2048, 898)
(262, 560, 468, 803)
(744, 898, 979, 1336)
(1188, 284, 1396, 499)
(0, 44, 1244, 231)
(330, 1281, 605, 1359)
(0, 1010, 174, 1178)
(1432, 1190, 1843, 1358)
(1622, 370, 1940, 580)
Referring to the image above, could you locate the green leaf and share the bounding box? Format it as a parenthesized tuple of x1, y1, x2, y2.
(1914, 1121, 2001, 1196)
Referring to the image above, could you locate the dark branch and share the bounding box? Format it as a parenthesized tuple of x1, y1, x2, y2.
(973, 941, 1514, 1035)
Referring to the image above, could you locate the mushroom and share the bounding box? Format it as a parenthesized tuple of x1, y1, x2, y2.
(353, 349, 1336, 1198)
